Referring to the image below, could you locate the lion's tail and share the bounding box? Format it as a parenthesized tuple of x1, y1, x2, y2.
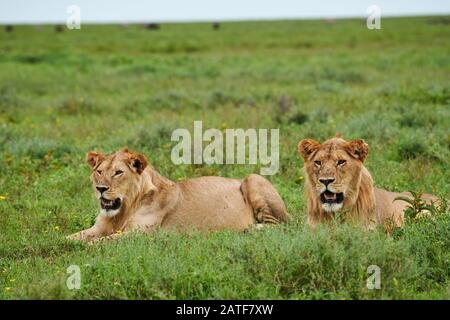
(241, 174, 290, 224)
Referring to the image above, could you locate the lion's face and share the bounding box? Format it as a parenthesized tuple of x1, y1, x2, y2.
(298, 137, 369, 213)
(86, 148, 149, 217)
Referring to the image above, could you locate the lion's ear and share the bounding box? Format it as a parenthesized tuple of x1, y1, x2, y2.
(126, 151, 148, 174)
(298, 139, 320, 160)
(86, 151, 105, 169)
(346, 139, 369, 162)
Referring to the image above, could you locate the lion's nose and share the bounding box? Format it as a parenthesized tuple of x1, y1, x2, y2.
(319, 178, 335, 187)
(96, 186, 109, 194)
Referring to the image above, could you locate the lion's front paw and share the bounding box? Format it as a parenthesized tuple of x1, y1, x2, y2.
(87, 237, 103, 245)
(87, 232, 125, 245)
(66, 231, 93, 242)
(66, 232, 83, 241)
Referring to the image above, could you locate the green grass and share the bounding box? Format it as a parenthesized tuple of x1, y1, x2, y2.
(0, 17, 449, 299)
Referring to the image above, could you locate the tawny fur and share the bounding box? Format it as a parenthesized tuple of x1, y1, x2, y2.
(298, 136, 439, 230)
(67, 148, 289, 243)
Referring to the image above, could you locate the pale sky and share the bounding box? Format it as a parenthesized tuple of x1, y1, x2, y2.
(0, 0, 449, 24)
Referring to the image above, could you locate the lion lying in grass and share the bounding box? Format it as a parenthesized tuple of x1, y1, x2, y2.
(298, 135, 439, 230)
(67, 148, 289, 243)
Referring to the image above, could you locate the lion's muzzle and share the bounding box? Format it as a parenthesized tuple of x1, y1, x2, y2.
(100, 197, 121, 211)
(320, 190, 344, 205)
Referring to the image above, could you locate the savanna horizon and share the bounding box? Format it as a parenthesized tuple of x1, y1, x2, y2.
(0, 16, 448, 299)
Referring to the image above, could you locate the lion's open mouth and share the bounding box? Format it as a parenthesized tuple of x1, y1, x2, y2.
(100, 197, 121, 211)
(320, 190, 344, 204)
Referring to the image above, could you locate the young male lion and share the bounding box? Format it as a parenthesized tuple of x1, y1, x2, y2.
(67, 148, 289, 242)
(298, 135, 439, 230)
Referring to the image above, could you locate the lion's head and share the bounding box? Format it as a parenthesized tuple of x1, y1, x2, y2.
(86, 147, 155, 217)
(298, 136, 375, 225)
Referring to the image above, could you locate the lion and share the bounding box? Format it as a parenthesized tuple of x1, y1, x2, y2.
(297, 135, 439, 230)
(67, 147, 289, 242)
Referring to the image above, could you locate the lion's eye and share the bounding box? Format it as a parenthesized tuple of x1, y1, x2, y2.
(314, 161, 321, 166)
(114, 170, 123, 176)
(96, 170, 102, 175)
(337, 160, 346, 166)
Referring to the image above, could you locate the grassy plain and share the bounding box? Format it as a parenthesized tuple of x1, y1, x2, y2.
(0, 17, 448, 299)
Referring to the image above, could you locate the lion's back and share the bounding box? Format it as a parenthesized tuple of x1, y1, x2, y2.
(161, 176, 254, 231)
